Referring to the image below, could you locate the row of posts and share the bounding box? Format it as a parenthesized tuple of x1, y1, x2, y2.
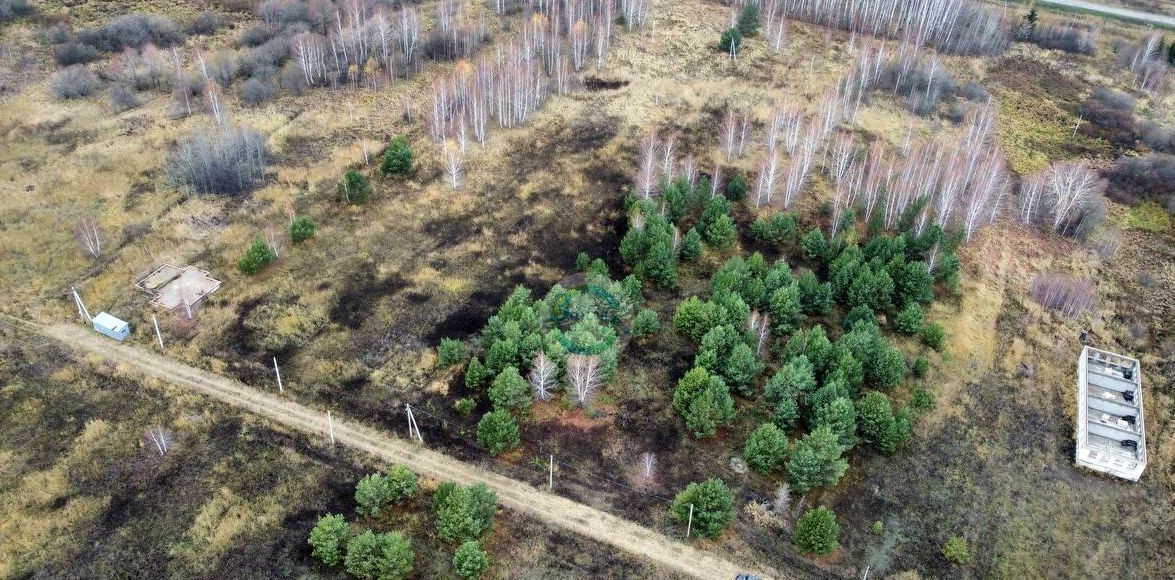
(147, 317, 700, 539)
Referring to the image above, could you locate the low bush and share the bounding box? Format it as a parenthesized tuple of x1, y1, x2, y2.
(476, 410, 519, 455)
(381, 136, 414, 176)
(49, 65, 102, 99)
(76, 13, 184, 53)
(239, 77, 276, 105)
(0, 0, 30, 22)
(794, 506, 839, 556)
(168, 124, 267, 196)
(339, 170, 372, 204)
(670, 478, 734, 538)
(290, 216, 316, 243)
(943, 535, 971, 564)
(238, 238, 277, 274)
(55, 42, 100, 65)
(1029, 273, 1096, 317)
(437, 338, 466, 367)
(1079, 87, 1139, 147)
(1105, 154, 1175, 212)
(345, 530, 413, 580)
(187, 11, 222, 35)
(719, 27, 742, 54)
(452, 541, 490, 578)
(307, 513, 349, 566)
(1029, 22, 1098, 55)
(921, 322, 945, 351)
(108, 83, 141, 112)
(1144, 124, 1175, 154)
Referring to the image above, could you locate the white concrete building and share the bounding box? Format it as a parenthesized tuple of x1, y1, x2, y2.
(1075, 346, 1146, 481)
(92, 312, 130, 341)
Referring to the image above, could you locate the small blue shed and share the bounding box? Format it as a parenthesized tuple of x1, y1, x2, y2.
(92, 312, 130, 341)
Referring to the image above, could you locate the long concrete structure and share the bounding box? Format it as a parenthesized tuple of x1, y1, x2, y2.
(1075, 346, 1146, 481)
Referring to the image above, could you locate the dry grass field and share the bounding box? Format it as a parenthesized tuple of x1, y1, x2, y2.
(2, 0, 1174, 577)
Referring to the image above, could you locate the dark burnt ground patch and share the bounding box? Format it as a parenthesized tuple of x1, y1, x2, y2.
(830, 293, 1175, 578)
(328, 266, 410, 330)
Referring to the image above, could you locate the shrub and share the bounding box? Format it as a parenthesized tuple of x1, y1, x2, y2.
(0, 0, 31, 22)
(921, 322, 945, 351)
(169, 124, 267, 196)
(943, 535, 971, 564)
(452, 541, 490, 578)
(705, 214, 737, 248)
(355, 468, 417, 517)
(856, 391, 908, 453)
(1029, 22, 1098, 55)
(307, 513, 350, 566)
(381, 136, 414, 175)
(49, 65, 102, 99)
(1079, 87, 1139, 147)
(386, 465, 420, 503)
(632, 308, 660, 338)
(737, 4, 759, 36)
(55, 42, 102, 66)
(187, 11, 222, 35)
(744, 423, 788, 473)
(345, 530, 413, 580)
(719, 27, 742, 53)
(437, 338, 466, 367)
(894, 303, 924, 334)
(670, 478, 734, 538)
(912, 355, 929, 378)
(751, 212, 796, 245)
(238, 238, 277, 274)
(476, 410, 519, 455)
(239, 77, 276, 105)
(488, 366, 531, 413)
(1144, 124, 1175, 154)
(465, 357, 490, 390)
(794, 507, 839, 556)
(912, 386, 935, 411)
(434, 482, 497, 543)
(339, 169, 372, 204)
(787, 425, 848, 493)
(727, 172, 748, 200)
(959, 81, 989, 102)
(680, 227, 703, 261)
(76, 13, 184, 53)
(454, 398, 476, 416)
(108, 83, 141, 112)
(1105, 154, 1175, 212)
(289, 216, 316, 243)
(1029, 273, 1097, 317)
(800, 228, 827, 263)
(798, 270, 832, 316)
(672, 367, 735, 438)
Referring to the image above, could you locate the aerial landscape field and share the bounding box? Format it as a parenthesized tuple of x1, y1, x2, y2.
(1, 0, 1173, 578)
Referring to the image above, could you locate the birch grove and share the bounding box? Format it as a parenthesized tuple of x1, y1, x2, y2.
(1017, 160, 1105, 236)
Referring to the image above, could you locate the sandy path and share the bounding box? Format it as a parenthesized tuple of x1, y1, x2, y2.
(7, 318, 782, 580)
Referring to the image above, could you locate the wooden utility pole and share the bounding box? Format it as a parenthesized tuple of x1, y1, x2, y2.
(549, 454, 554, 490)
(327, 411, 335, 445)
(405, 404, 423, 443)
(152, 315, 164, 349)
(273, 357, 284, 393)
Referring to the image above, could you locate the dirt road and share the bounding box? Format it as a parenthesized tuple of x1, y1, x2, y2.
(15, 319, 780, 580)
(1035, 0, 1175, 27)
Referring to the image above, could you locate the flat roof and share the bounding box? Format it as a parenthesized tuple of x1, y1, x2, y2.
(93, 312, 127, 329)
(1076, 346, 1146, 480)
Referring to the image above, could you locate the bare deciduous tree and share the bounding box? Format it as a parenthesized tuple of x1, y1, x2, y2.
(530, 352, 558, 401)
(442, 140, 464, 189)
(635, 134, 659, 199)
(75, 217, 103, 258)
(565, 353, 603, 406)
(144, 426, 173, 457)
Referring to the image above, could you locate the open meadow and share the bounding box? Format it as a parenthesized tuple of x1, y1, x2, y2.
(2, 0, 1174, 577)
